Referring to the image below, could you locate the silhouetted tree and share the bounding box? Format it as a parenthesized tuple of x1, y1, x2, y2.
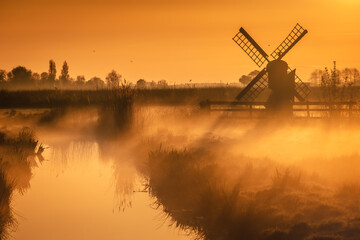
(75, 75, 85, 87)
(32, 72, 40, 87)
(48, 60, 56, 85)
(309, 68, 360, 86)
(150, 81, 156, 88)
(309, 69, 325, 86)
(32, 73, 40, 81)
(320, 61, 350, 103)
(136, 79, 146, 88)
(239, 70, 259, 85)
(59, 61, 70, 87)
(86, 77, 105, 89)
(7, 66, 33, 88)
(0, 70, 6, 83)
(106, 70, 121, 88)
(0, 70, 6, 88)
(40, 72, 49, 86)
(157, 79, 168, 88)
(341, 68, 360, 84)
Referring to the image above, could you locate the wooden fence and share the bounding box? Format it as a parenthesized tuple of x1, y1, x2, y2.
(201, 101, 357, 118)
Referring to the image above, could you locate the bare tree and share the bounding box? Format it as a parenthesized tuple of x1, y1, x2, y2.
(106, 70, 121, 89)
(341, 68, 360, 84)
(75, 75, 86, 87)
(309, 69, 324, 86)
(157, 79, 168, 88)
(320, 61, 353, 102)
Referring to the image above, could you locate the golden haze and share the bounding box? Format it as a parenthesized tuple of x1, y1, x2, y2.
(0, 0, 359, 83)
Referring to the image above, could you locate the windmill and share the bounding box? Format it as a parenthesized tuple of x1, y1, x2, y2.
(233, 24, 310, 114)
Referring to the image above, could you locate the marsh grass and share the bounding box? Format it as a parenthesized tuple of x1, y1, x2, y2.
(38, 107, 67, 124)
(144, 147, 277, 239)
(0, 170, 15, 240)
(0, 127, 40, 191)
(336, 183, 360, 200)
(272, 168, 302, 190)
(143, 146, 360, 240)
(0, 127, 43, 239)
(97, 82, 135, 136)
(320, 62, 356, 118)
(0, 87, 241, 109)
(335, 183, 360, 213)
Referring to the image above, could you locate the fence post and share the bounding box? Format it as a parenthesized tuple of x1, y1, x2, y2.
(307, 103, 310, 118)
(200, 100, 211, 112)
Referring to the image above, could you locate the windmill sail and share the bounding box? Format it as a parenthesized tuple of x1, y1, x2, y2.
(270, 23, 308, 60)
(234, 24, 310, 103)
(232, 28, 269, 67)
(236, 69, 268, 101)
(292, 69, 311, 101)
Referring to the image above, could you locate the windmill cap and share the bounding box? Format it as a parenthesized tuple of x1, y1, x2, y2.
(267, 59, 288, 71)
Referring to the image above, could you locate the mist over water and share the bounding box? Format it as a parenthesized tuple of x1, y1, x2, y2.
(1, 106, 360, 239)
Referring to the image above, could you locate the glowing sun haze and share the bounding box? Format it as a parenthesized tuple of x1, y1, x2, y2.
(0, 0, 359, 83)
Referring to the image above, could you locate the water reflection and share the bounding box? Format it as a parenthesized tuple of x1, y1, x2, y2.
(48, 138, 138, 212)
(10, 137, 189, 240)
(0, 127, 44, 239)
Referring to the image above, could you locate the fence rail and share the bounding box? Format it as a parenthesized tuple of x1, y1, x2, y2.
(201, 101, 357, 118)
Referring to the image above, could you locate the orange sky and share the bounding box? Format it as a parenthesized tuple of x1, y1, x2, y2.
(0, 0, 360, 83)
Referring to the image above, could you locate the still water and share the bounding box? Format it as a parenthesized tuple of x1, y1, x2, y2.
(12, 140, 189, 240)
(3, 106, 360, 240)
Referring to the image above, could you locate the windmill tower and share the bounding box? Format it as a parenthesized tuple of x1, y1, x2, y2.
(233, 24, 310, 115)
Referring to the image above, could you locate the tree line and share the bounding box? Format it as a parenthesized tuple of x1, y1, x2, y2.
(238, 66, 360, 87)
(0, 60, 132, 90)
(0, 60, 173, 90)
(309, 67, 360, 86)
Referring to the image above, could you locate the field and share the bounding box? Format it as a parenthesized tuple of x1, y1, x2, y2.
(1, 87, 356, 109)
(1, 87, 360, 239)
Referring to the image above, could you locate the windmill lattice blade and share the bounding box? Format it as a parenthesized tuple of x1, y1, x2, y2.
(233, 28, 268, 67)
(291, 68, 311, 101)
(236, 69, 268, 101)
(271, 23, 308, 60)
